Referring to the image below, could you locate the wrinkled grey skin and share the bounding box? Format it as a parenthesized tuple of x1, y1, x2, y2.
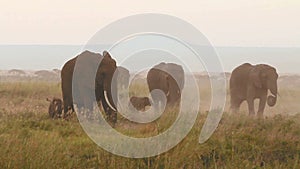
(61, 50, 118, 124)
(129, 96, 151, 111)
(46, 97, 63, 119)
(147, 62, 185, 109)
(116, 66, 130, 91)
(230, 63, 278, 116)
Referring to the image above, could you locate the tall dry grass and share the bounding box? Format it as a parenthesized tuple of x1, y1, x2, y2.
(0, 76, 299, 168)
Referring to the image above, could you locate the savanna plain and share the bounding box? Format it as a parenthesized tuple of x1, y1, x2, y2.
(0, 73, 300, 169)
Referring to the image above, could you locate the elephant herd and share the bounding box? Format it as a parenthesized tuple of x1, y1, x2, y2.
(47, 50, 279, 125)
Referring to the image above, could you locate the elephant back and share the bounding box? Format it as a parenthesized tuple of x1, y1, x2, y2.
(230, 63, 253, 89)
(147, 62, 185, 92)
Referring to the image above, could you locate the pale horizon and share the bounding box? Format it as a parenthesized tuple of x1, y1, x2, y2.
(0, 45, 299, 74)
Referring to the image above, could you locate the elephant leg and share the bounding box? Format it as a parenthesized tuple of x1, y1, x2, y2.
(83, 90, 95, 119)
(65, 103, 74, 119)
(257, 95, 267, 117)
(230, 98, 243, 113)
(152, 99, 160, 112)
(101, 99, 117, 125)
(84, 96, 93, 111)
(166, 95, 176, 108)
(247, 98, 255, 116)
(150, 92, 162, 112)
(71, 105, 75, 113)
(72, 86, 84, 113)
(63, 99, 69, 114)
(63, 95, 73, 115)
(100, 91, 117, 126)
(73, 87, 93, 118)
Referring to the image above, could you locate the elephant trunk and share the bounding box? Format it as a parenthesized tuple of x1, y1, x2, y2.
(269, 82, 277, 97)
(103, 79, 117, 112)
(267, 84, 277, 107)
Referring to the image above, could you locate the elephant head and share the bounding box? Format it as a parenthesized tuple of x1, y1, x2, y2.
(95, 51, 118, 122)
(249, 64, 278, 106)
(147, 62, 185, 109)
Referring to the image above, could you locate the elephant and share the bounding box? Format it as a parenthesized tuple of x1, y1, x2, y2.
(46, 97, 63, 119)
(147, 62, 185, 110)
(230, 63, 278, 116)
(129, 96, 151, 111)
(61, 50, 118, 124)
(116, 66, 130, 91)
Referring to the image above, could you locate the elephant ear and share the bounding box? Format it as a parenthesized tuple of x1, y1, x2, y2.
(250, 67, 262, 88)
(103, 51, 112, 58)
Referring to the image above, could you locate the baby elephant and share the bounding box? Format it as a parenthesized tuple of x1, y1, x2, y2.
(46, 97, 63, 118)
(129, 96, 151, 111)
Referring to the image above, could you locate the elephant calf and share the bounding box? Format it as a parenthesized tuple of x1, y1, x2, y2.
(230, 63, 278, 116)
(46, 97, 63, 118)
(129, 96, 151, 111)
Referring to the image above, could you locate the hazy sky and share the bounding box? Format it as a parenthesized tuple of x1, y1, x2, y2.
(1, 0, 300, 47)
(1, 1, 299, 73)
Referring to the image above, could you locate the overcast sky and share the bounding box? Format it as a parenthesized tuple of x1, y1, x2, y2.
(1, 0, 300, 47)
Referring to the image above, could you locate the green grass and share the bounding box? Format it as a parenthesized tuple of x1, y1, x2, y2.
(0, 81, 299, 168)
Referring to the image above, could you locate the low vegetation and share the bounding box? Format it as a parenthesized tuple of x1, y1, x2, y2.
(0, 81, 299, 168)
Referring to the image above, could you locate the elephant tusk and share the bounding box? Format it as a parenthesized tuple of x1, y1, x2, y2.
(270, 93, 277, 98)
(277, 92, 281, 97)
(166, 91, 170, 97)
(104, 90, 117, 112)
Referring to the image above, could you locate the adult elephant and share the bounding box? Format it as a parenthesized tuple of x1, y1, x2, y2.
(230, 63, 278, 116)
(61, 50, 118, 124)
(147, 62, 184, 109)
(116, 66, 130, 91)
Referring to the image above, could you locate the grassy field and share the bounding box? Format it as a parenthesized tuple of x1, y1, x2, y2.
(0, 79, 300, 168)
